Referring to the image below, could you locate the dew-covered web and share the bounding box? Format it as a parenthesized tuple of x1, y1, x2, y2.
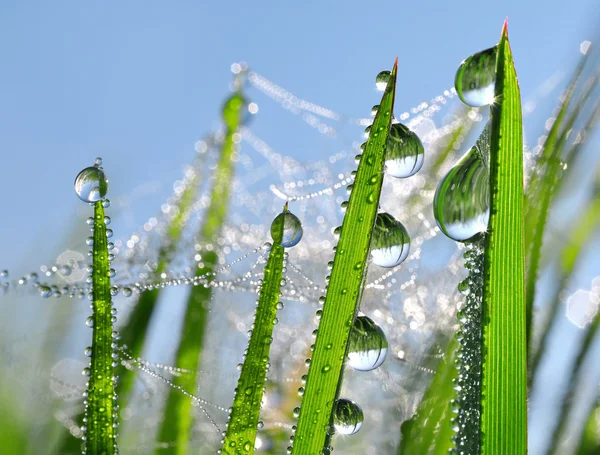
(0, 60, 569, 455)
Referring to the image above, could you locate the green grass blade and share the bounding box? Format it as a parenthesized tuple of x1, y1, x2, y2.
(397, 337, 458, 455)
(155, 92, 246, 454)
(85, 201, 117, 455)
(480, 23, 527, 455)
(291, 60, 397, 455)
(575, 395, 600, 455)
(548, 309, 600, 455)
(221, 207, 287, 455)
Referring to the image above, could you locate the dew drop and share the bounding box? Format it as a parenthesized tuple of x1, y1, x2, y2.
(40, 285, 52, 298)
(332, 398, 364, 435)
(385, 123, 424, 178)
(271, 208, 303, 248)
(85, 316, 94, 327)
(455, 46, 498, 107)
(370, 212, 410, 268)
(74, 166, 108, 203)
(347, 316, 389, 371)
(433, 124, 490, 242)
(375, 71, 391, 91)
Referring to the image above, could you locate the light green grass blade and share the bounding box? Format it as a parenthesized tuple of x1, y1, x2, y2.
(480, 23, 527, 455)
(117, 148, 205, 406)
(397, 337, 457, 455)
(291, 59, 397, 455)
(221, 207, 287, 455)
(155, 92, 246, 455)
(548, 309, 600, 455)
(524, 54, 594, 346)
(85, 201, 117, 455)
(575, 395, 600, 455)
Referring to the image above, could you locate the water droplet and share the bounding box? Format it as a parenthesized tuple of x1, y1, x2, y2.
(371, 105, 379, 116)
(433, 125, 490, 242)
(332, 398, 364, 435)
(347, 316, 388, 371)
(370, 212, 410, 267)
(84, 347, 92, 357)
(375, 71, 391, 91)
(74, 166, 108, 203)
(82, 367, 91, 377)
(385, 123, 424, 178)
(85, 316, 94, 327)
(271, 209, 303, 248)
(39, 285, 52, 298)
(455, 46, 497, 107)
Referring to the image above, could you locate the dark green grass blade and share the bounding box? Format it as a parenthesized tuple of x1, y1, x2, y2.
(548, 310, 600, 455)
(480, 23, 527, 455)
(221, 215, 285, 454)
(575, 395, 600, 455)
(85, 202, 117, 455)
(397, 337, 457, 455)
(155, 93, 245, 455)
(530, 168, 600, 386)
(291, 60, 397, 455)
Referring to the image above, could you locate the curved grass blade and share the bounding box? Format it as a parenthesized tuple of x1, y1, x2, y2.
(575, 395, 600, 455)
(155, 92, 246, 455)
(397, 337, 458, 455)
(548, 310, 600, 455)
(85, 201, 117, 455)
(480, 22, 527, 455)
(220, 206, 287, 455)
(291, 59, 397, 455)
(530, 166, 600, 386)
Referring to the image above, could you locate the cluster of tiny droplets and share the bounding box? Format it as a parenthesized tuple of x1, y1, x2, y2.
(75, 158, 120, 455)
(451, 237, 485, 454)
(219, 245, 290, 454)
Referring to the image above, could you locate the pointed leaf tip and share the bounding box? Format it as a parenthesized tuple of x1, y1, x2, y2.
(502, 18, 509, 37)
(284, 201, 289, 211)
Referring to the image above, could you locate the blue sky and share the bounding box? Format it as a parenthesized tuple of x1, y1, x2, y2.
(0, 0, 597, 263)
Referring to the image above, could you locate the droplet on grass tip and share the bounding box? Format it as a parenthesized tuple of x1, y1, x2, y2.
(332, 398, 364, 435)
(270, 207, 303, 248)
(74, 165, 108, 203)
(385, 123, 424, 178)
(375, 71, 391, 91)
(455, 46, 497, 107)
(370, 212, 410, 267)
(347, 316, 389, 371)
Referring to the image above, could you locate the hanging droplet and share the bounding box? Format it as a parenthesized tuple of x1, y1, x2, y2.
(74, 166, 108, 203)
(375, 71, 391, 91)
(371, 105, 379, 116)
(39, 285, 52, 298)
(370, 212, 410, 267)
(332, 398, 364, 435)
(385, 123, 425, 178)
(454, 46, 498, 107)
(347, 316, 389, 371)
(270, 206, 303, 248)
(433, 124, 490, 242)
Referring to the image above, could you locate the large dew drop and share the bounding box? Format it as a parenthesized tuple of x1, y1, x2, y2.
(332, 398, 364, 435)
(385, 123, 424, 178)
(370, 212, 410, 267)
(74, 165, 108, 203)
(433, 124, 490, 242)
(454, 46, 497, 107)
(375, 70, 391, 91)
(270, 206, 303, 248)
(347, 316, 388, 371)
